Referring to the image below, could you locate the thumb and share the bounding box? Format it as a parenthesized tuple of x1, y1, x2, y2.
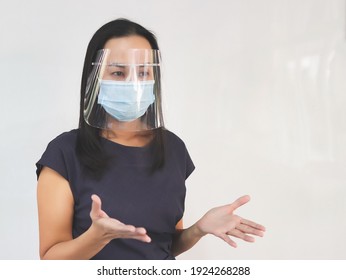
(229, 195, 251, 212)
(90, 194, 109, 219)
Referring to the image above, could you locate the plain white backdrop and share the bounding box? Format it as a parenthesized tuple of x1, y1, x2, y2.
(0, 0, 345, 259)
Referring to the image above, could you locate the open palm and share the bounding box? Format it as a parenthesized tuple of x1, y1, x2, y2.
(196, 195, 265, 247)
(90, 194, 151, 243)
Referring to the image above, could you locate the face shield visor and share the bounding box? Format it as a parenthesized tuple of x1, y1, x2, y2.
(84, 49, 164, 131)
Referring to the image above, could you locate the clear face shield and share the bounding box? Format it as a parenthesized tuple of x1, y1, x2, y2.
(84, 49, 163, 131)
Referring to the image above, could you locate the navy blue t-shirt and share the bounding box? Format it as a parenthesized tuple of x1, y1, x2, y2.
(36, 129, 194, 260)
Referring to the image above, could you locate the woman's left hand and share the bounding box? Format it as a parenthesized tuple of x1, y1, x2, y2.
(195, 195, 266, 248)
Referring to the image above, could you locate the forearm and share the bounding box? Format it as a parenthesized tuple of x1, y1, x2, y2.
(171, 223, 205, 257)
(41, 226, 109, 260)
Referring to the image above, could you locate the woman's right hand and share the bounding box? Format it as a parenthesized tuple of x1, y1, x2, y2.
(90, 194, 151, 244)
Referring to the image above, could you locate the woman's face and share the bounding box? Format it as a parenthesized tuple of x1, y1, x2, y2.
(102, 36, 154, 82)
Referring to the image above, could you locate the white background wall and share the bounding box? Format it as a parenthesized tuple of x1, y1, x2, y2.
(0, 0, 345, 259)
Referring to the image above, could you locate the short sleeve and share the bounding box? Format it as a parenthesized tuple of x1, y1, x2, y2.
(164, 129, 195, 180)
(185, 147, 195, 179)
(35, 135, 71, 181)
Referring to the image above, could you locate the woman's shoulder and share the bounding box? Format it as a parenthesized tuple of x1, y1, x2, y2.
(163, 129, 188, 149)
(46, 129, 79, 150)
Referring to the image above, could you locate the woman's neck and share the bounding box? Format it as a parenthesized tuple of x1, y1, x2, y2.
(101, 129, 153, 147)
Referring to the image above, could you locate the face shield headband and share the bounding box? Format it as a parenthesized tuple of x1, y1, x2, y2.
(83, 49, 164, 131)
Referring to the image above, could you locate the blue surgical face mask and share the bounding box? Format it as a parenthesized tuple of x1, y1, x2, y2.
(97, 80, 155, 122)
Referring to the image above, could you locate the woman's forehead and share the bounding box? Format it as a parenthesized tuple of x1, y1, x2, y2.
(104, 50, 157, 65)
(103, 36, 151, 50)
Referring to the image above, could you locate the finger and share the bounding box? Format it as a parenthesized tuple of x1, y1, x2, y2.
(131, 234, 151, 243)
(117, 231, 151, 243)
(227, 229, 255, 242)
(229, 195, 251, 212)
(118, 224, 137, 233)
(215, 233, 237, 248)
(134, 227, 147, 235)
(90, 194, 102, 217)
(115, 223, 148, 236)
(236, 224, 265, 237)
(117, 225, 151, 243)
(132, 229, 151, 243)
(241, 219, 266, 232)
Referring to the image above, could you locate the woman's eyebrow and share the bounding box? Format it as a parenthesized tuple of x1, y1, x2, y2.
(107, 63, 126, 68)
(107, 63, 158, 67)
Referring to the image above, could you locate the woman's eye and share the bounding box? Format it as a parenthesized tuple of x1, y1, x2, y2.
(139, 71, 150, 78)
(111, 71, 125, 77)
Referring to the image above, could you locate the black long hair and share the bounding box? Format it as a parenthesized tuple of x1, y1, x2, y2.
(76, 18, 165, 178)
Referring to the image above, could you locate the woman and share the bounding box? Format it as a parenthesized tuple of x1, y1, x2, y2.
(36, 18, 265, 260)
